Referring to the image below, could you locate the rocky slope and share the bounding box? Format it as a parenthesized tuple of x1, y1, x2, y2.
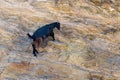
(0, 0, 120, 80)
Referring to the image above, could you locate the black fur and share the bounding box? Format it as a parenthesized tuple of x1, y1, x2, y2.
(27, 22, 60, 57)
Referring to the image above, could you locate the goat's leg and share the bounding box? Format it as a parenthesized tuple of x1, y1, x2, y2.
(50, 31, 55, 41)
(32, 44, 38, 57)
(32, 41, 39, 54)
(32, 44, 37, 56)
(34, 47, 39, 54)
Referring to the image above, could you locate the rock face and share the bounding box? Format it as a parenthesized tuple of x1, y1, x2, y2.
(0, 0, 120, 80)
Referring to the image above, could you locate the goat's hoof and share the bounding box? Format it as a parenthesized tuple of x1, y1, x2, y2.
(34, 54, 37, 57)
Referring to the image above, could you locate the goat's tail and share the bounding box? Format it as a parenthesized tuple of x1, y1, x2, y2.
(27, 33, 33, 39)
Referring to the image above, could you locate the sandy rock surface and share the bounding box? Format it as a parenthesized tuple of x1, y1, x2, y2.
(0, 0, 120, 80)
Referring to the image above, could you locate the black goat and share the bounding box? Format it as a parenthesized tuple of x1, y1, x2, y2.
(27, 22, 60, 57)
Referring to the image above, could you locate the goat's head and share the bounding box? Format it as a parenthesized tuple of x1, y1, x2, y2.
(54, 22, 60, 30)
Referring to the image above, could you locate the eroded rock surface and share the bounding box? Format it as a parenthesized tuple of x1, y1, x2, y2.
(0, 0, 120, 80)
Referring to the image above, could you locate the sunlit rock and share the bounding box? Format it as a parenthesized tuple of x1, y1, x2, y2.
(0, 0, 120, 80)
